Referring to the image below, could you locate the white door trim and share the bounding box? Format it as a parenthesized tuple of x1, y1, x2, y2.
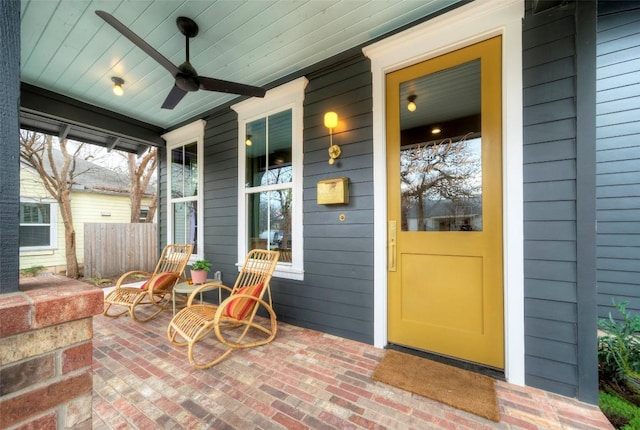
(363, 0, 525, 385)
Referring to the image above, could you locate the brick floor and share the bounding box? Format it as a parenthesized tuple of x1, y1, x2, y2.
(92, 310, 614, 429)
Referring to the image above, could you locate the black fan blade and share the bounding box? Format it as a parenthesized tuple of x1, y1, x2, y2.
(161, 84, 188, 109)
(96, 10, 180, 77)
(199, 76, 266, 98)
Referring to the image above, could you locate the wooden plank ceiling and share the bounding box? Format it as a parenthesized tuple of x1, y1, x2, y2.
(20, 0, 464, 130)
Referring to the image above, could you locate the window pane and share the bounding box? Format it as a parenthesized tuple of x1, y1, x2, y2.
(267, 110, 292, 185)
(245, 118, 267, 187)
(171, 142, 198, 198)
(248, 191, 268, 251)
(20, 203, 50, 224)
(247, 189, 292, 261)
(20, 226, 50, 247)
(173, 201, 198, 254)
(245, 110, 292, 188)
(399, 60, 482, 232)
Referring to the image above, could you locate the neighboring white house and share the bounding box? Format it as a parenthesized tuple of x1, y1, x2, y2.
(19, 149, 155, 274)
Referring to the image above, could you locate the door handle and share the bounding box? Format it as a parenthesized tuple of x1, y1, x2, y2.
(388, 220, 397, 271)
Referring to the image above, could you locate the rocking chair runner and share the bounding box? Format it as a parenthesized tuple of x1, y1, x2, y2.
(103, 244, 193, 322)
(167, 249, 279, 369)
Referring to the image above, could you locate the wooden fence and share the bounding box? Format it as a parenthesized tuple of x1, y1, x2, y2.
(84, 223, 157, 278)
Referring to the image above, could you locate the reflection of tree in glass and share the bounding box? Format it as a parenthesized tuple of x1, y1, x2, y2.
(400, 134, 481, 231)
(259, 166, 292, 251)
(170, 144, 198, 199)
(262, 165, 292, 186)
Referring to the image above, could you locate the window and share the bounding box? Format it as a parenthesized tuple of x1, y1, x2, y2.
(162, 120, 206, 260)
(20, 200, 58, 250)
(233, 77, 307, 280)
(139, 206, 151, 223)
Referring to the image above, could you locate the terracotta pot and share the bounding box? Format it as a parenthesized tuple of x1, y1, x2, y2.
(191, 270, 208, 284)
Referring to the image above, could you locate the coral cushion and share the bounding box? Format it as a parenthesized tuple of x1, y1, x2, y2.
(224, 283, 264, 320)
(140, 272, 179, 291)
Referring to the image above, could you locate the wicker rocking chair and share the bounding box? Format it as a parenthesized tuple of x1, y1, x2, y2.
(167, 249, 279, 369)
(103, 244, 193, 322)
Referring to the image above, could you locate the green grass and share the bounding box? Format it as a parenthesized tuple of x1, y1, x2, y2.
(21, 265, 44, 277)
(600, 389, 640, 429)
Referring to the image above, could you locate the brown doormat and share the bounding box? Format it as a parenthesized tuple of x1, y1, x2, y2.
(371, 349, 500, 422)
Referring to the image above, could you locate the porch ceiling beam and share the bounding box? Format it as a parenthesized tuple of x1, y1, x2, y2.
(59, 124, 71, 141)
(136, 144, 150, 157)
(106, 136, 120, 152)
(20, 83, 165, 147)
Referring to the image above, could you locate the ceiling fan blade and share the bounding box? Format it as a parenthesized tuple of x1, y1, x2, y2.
(161, 84, 188, 110)
(199, 76, 266, 98)
(96, 10, 180, 77)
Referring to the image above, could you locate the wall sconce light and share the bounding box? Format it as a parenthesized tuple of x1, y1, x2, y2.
(111, 77, 124, 96)
(407, 95, 417, 112)
(245, 134, 252, 146)
(324, 111, 340, 165)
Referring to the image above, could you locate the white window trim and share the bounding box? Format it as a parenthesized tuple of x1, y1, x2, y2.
(19, 198, 58, 251)
(232, 77, 308, 280)
(363, 0, 524, 385)
(162, 119, 206, 262)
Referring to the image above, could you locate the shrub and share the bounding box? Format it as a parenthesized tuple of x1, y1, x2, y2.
(599, 300, 640, 384)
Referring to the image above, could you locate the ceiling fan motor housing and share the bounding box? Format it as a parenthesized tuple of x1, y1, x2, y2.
(176, 62, 200, 92)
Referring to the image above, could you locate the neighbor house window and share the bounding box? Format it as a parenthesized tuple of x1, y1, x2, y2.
(162, 120, 206, 260)
(232, 77, 307, 280)
(139, 206, 150, 223)
(19, 200, 58, 250)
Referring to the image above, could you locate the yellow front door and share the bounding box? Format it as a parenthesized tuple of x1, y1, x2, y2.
(386, 36, 504, 369)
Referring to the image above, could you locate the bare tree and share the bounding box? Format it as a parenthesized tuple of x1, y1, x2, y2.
(127, 148, 157, 223)
(19, 130, 91, 278)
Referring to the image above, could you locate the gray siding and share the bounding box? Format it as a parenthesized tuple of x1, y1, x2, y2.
(596, 1, 640, 319)
(296, 55, 375, 342)
(198, 54, 375, 344)
(523, 0, 598, 403)
(202, 109, 241, 276)
(0, 1, 20, 293)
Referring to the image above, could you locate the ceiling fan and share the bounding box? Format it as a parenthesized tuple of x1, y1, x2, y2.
(95, 11, 266, 109)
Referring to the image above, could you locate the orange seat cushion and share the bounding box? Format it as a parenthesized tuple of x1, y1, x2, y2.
(140, 272, 179, 291)
(224, 283, 264, 320)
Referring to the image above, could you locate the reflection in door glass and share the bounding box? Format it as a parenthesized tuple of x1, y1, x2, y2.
(400, 137, 482, 231)
(399, 60, 482, 232)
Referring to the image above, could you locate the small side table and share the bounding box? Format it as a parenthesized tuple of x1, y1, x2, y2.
(172, 279, 222, 315)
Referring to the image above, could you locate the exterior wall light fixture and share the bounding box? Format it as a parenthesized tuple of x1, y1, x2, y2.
(324, 111, 340, 165)
(245, 134, 252, 146)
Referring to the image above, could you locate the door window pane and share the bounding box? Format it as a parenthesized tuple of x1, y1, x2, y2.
(399, 60, 483, 232)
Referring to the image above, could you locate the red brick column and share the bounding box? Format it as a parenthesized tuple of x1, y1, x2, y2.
(0, 282, 103, 429)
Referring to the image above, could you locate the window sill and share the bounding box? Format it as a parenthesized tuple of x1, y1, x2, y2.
(20, 248, 55, 255)
(236, 263, 303, 281)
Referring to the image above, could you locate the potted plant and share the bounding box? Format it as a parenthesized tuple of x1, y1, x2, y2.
(190, 259, 212, 284)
